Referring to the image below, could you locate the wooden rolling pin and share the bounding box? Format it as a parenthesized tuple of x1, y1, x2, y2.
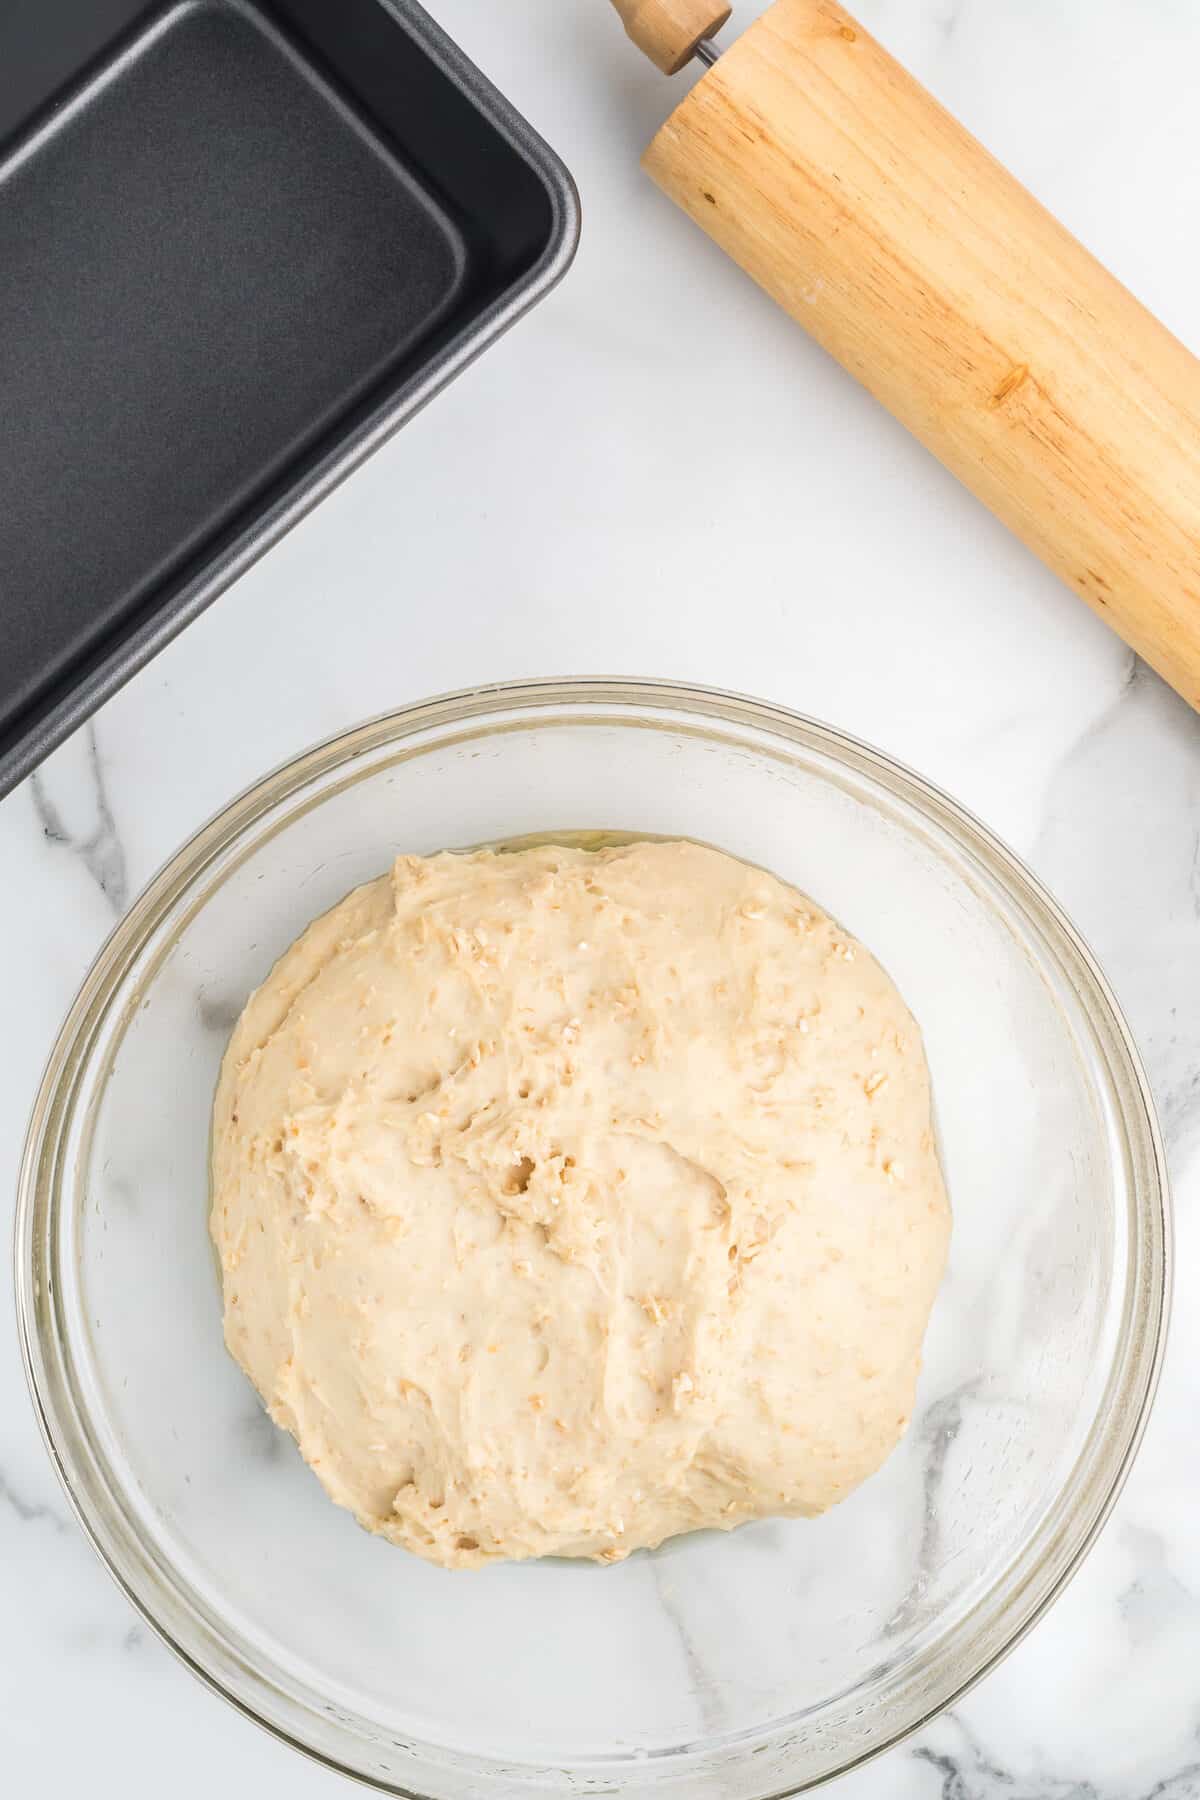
(610, 0, 1200, 707)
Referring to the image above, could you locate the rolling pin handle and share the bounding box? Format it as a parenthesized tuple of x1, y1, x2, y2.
(609, 1, 733, 75)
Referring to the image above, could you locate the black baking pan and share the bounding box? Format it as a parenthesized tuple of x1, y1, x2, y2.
(0, 0, 579, 798)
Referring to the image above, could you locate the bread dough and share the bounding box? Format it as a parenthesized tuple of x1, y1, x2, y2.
(211, 841, 950, 1568)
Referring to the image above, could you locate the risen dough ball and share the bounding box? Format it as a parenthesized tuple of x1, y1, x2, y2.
(211, 841, 950, 1568)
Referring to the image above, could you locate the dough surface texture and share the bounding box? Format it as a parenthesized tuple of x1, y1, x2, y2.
(211, 841, 950, 1568)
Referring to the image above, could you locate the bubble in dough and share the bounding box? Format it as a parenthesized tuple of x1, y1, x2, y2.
(211, 840, 950, 1568)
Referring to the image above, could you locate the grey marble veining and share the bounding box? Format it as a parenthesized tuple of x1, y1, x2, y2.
(0, 1468, 70, 1535)
(912, 1714, 1200, 1800)
(29, 722, 129, 916)
(2, 0, 1199, 1794)
(1117, 1525, 1200, 1652)
(1033, 666, 1200, 1164)
(883, 1378, 984, 1641)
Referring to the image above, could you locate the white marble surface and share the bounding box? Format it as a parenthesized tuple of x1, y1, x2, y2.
(3, 0, 1200, 1793)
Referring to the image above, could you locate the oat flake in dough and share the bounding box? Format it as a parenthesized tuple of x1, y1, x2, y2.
(211, 840, 950, 1569)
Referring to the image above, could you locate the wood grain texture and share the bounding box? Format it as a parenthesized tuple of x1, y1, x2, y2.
(610, 0, 732, 75)
(644, 0, 1200, 706)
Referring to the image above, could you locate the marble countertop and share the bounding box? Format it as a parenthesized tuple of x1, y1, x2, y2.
(3, 1, 1199, 1793)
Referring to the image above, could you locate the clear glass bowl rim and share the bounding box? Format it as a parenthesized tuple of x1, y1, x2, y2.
(13, 676, 1172, 1797)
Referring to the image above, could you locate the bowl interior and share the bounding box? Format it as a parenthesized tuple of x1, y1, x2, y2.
(29, 692, 1161, 1797)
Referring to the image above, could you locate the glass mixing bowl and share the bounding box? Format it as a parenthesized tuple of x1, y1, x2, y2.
(16, 679, 1169, 1796)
